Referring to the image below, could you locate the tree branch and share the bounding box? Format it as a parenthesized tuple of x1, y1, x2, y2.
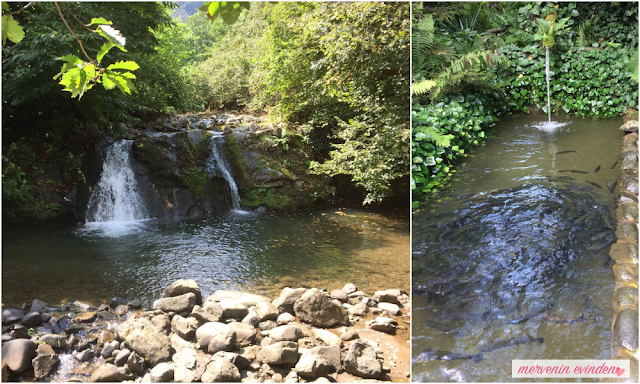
(54, 1, 95, 65)
(61, 3, 96, 34)
(5, 2, 32, 16)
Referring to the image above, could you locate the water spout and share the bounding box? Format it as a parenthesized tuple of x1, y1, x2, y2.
(545, 45, 551, 123)
(206, 134, 244, 212)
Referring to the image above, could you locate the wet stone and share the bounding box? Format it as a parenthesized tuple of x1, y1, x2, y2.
(621, 150, 638, 162)
(110, 296, 129, 309)
(609, 242, 638, 263)
(616, 203, 638, 222)
(622, 132, 639, 146)
(620, 176, 639, 197)
(2, 308, 25, 325)
(613, 287, 639, 312)
(97, 310, 115, 320)
(613, 263, 639, 284)
(613, 308, 639, 351)
(615, 221, 638, 244)
(22, 312, 43, 327)
(76, 312, 97, 323)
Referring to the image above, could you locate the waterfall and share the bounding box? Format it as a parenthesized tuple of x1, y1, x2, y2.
(206, 134, 243, 212)
(86, 140, 148, 223)
(545, 45, 551, 122)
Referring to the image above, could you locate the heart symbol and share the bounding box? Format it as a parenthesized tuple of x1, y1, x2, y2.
(616, 368, 625, 377)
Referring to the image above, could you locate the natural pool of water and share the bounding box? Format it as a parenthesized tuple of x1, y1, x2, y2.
(2, 208, 409, 308)
(412, 115, 623, 382)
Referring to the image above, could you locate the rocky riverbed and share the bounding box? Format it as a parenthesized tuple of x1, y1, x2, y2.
(1, 280, 410, 382)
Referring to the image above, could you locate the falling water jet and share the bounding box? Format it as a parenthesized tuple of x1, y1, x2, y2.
(206, 133, 246, 213)
(532, 46, 569, 131)
(546, 45, 551, 123)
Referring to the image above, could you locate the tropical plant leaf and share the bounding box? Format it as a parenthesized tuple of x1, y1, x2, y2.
(412, 79, 436, 95)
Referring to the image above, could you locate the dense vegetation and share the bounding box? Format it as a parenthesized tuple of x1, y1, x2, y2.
(412, 2, 639, 205)
(2, 2, 409, 218)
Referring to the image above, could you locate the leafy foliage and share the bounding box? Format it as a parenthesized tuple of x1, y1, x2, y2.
(412, 92, 505, 201)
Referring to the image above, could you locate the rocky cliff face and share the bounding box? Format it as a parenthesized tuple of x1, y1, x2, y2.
(12, 113, 332, 225)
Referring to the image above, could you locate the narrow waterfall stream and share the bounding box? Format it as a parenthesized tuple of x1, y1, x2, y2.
(83, 140, 148, 236)
(206, 133, 244, 212)
(545, 45, 551, 123)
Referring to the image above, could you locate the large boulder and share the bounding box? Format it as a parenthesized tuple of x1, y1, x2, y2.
(272, 288, 306, 314)
(117, 318, 171, 365)
(195, 322, 236, 354)
(256, 341, 299, 365)
(163, 279, 203, 305)
(201, 359, 241, 382)
(153, 292, 196, 313)
(293, 290, 349, 328)
(294, 346, 341, 379)
(1, 339, 36, 373)
(343, 340, 382, 379)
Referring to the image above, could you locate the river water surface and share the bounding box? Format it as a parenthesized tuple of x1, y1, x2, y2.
(3, 208, 409, 307)
(412, 115, 623, 382)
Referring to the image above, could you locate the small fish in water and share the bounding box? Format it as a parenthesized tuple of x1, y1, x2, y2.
(604, 255, 612, 268)
(505, 306, 549, 324)
(611, 159, 619, 169)
(585, 180, 603, 189)
(480, 336, 544, 353)
(594, 164, 601, 173)
(607, 180, 617, 193)
(542, 313, 587, 324)
(418, 348, 483, 363)
(424, 318, 457, 334)
(559, 170, 589, 174)
(556, 150, 579, 155)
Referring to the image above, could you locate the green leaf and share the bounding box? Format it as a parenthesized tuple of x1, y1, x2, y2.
(2, 14, 24, 45)
(53, 55, 84, 80)
(2, 3, 9, 12)
(89, 17, 112, 26)
(107, 60, 139, 71)
(96, 42, 115, 64)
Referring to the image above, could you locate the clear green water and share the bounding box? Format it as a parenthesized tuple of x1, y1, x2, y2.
(412, 115, 623, 382)
(2, 208, 409, 307)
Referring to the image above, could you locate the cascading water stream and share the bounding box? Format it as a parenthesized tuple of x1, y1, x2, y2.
(206, 134, 244, 212)
(83, 140, 148, 236)
(546, 45, 551, 122)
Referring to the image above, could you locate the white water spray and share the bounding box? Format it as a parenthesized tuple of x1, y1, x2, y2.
(206, 134, 244, 212)
(83, 140, 148, 236)
(533, 46, 569, 131)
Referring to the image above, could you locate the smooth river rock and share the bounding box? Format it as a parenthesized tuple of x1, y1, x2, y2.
(195, 322, 236, 354)
(153, 292, 196, 313)
(201, 358, 241, 382)
(1, 339, 36, 373)
(256, 341, 299, 365)
(294, 345, 341, 379)
(272, 288, 307, 315)
(162, 279, 203, 305)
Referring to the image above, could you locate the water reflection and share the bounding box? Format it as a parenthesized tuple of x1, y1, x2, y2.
(2, 209, 409, 307)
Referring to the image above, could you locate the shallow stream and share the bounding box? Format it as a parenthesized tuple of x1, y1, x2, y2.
(412, 114, 623, 382)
